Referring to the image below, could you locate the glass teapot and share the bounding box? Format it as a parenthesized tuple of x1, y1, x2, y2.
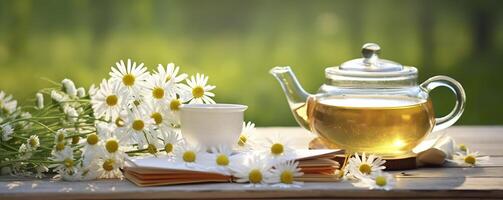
(270, 43, 466, 157)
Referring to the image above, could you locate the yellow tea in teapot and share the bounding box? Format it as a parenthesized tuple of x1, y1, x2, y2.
(308, 96, 435, 156)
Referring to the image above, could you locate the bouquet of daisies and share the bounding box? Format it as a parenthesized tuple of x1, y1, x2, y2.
(0, 59, 216, 180)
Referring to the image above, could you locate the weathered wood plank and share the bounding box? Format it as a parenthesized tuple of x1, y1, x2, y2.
(1, 177, 503, 199)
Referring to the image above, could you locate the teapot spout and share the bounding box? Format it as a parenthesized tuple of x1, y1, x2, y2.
(270, 66, 312, 130)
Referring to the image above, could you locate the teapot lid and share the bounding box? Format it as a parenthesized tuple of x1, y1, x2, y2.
(326, 43, 417, 78)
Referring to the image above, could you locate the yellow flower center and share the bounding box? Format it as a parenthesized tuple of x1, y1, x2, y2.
(359, 163, 372, 174)
(151, 112, 163, 125)
(105, 139, 119, 153)
(55, 142, 65, 151)
(115, 117, 125, 127)
(165, 143, 173, 154)
(57, 133, 65, 142)
(71, 135, 80, 144)
(375, 175, 387, 187)
(216, 154, 229, 166)
(459, 144, 467, 152)
(271, 143, 284, 155)
(192, 86, 204, 98)
(147, 144, 157, 154)
(183, 151, 196, 163)
(465, 155, 476, 165)
(105, 95, 118, 106)
(102, 159, 114, 171)
(86, 134, 99, 145)
(248, 169, 263, 184)
(152, 87, 165, 99)
(238, 135, 247, 146)
(64, 158, 74, 168)
(132, 120, 144, 131)
(169, 99, 181, 111)
(29, 138, 37, 147)
(280, 170, 294, 184)
(122, 74, 135, 86)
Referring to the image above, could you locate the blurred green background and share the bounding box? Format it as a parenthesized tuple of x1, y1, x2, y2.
(0, 0, 502, 126)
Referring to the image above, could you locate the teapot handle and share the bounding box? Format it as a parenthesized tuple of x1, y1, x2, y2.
(420, 75, 466, 132)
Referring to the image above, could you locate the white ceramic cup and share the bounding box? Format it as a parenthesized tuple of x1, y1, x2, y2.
(180, 104, 248, 148)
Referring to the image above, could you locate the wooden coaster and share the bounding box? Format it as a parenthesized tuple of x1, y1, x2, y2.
(309, 137, 418, 170)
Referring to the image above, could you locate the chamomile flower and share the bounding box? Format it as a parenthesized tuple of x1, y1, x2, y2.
(155, 63, 188, 86)
(102, 135, 124, 155)
(345, 153, 386, 179)
(143, 73, 174, 104)
(91, 79, 127, 121)
(167, 94, 184, 113)
(165, 93, 189, 126)
(174, 143, 201, 166)
(237, 121, 256, 150)
(50, 90, 67, 103)
(26, 135, 40, 151)
(61, 79, 77, 97)
(64, 105, 79, 123)
(109, 110, 128, 132)
(92, 123, 126, 162)
(109, 59, 149, 97)
(155, 63, 191, 98)
(76, 87, 86, 98)
(161, 129, 182, 155)
(18, 143, 33, 160)
(258, 133, 295, 161)
(82, 133, 100, 162)
(54, 129, 68, 144)
(353, 170, 395, 191)
(49, 146, 77, 175)
(143, 102, 173, 130)
(35, 93, 44, 109)
(231, 154, 272, 187)
(96, 153, 124, 179)
(0, 91, 17, 114)
(122, 107, 155, 147)
(451, 149, 490, 167)
(270, 160, 304, 188)
(205, 145, 234, 174)
(1, 123, 13, 141)
(184, 73, 216, 104)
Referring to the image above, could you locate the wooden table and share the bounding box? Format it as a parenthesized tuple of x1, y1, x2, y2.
(1, 126, 502, 199)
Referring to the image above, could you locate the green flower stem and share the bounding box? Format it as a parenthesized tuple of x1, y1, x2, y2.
(126, 148, 148, 154)
(1, 143, 18, 151)
(0, 151, 22, 156)
(12, 135, 29, 140)
(59, 99, 90, 103)
(25, 120, 57, 134)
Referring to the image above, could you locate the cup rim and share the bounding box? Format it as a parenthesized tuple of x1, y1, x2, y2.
(180, 103, 248, 112)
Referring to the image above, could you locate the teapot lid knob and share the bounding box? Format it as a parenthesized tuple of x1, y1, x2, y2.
(338, 42, 405, 73)
(361, 43, 381, 65)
